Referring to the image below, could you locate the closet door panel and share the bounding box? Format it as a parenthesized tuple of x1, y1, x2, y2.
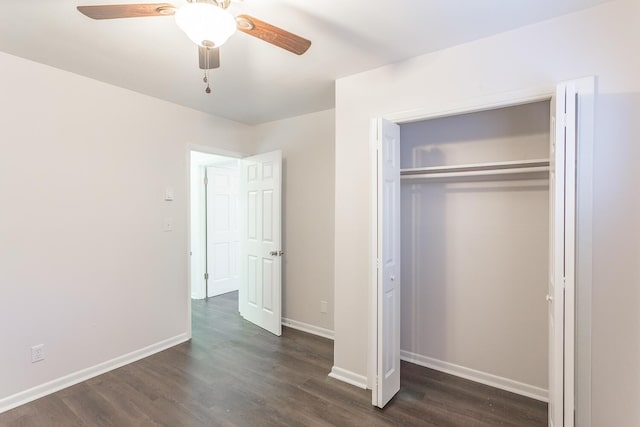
(376, 118, 401, 408)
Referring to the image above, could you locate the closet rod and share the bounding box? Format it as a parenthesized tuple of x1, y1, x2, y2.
(401, 158, 550, 176)
(400, 165, 549, 180)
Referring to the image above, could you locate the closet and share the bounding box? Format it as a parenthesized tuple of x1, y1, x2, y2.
(397, 101, 551, 400)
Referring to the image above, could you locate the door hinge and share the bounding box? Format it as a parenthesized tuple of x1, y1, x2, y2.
(558, 113, 568, 129)
(204, 272, 209, 280)
(204, 176, 208, 185)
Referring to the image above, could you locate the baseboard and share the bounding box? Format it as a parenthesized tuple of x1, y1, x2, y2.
(400, 350, 547, 402)
(328, 366, 368, 389)
(281, 318, 334, 340)
(0, 333, 189, 414)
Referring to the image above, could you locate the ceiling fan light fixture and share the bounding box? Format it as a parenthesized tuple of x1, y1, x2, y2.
(175, 3, 237, 48)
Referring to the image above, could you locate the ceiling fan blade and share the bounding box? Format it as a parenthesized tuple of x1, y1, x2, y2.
(77, 3, 176, 20)
(236, 14, 311, 55)
(199, 46, 220, 70)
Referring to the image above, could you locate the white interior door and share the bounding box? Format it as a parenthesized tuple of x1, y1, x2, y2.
(375, 118, 401, 408)
(239, 150, 282, 336)
(206, 164, 240, 297)
(549, 81, 578, 427)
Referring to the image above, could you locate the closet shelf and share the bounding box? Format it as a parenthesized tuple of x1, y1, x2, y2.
(400, 159, 550, 180)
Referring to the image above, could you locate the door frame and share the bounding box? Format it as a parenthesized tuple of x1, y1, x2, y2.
(187, 144, 244, 340)
(368, 81, 594, 423)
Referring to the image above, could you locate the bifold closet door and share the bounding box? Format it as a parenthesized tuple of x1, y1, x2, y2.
(374, 118, 401, 408)
(549, 81, 578, 427)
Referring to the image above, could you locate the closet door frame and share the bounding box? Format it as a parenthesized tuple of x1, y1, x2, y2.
(368, 79, 595, 425)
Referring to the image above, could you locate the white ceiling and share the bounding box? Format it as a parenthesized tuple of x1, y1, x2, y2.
(0, 0, 610, 124)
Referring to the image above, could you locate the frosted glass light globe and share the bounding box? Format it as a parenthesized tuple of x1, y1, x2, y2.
(175, 3, 237, 47)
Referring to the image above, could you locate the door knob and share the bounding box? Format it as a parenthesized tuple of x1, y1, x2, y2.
(546, 294, 553, 302)
(269, 250, 284, 256)
(390, 275, 396, 281)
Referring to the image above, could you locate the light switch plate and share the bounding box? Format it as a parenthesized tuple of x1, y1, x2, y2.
(164, 187, 174, 201)
(320, 301, 328, 313)
(31, 344, 44, 363)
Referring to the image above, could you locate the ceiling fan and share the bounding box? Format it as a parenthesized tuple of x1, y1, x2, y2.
(77, 0, 312, 93)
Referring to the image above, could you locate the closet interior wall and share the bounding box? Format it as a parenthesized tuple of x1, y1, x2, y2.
(399, 101, 551, 393)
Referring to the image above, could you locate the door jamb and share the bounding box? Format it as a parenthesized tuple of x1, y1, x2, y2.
(367, 84, 591, 418)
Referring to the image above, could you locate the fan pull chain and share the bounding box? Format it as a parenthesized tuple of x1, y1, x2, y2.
(203, 48, 211, 94)
(204, 69, 211, 94)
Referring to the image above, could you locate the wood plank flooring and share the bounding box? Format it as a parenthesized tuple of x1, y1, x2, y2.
(0, 292, 546, 426)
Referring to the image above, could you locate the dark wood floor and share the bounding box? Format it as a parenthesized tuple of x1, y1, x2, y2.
(0, 292, 546, 426)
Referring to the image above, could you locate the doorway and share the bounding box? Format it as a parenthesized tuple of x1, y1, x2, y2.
(369, 79, 595, 427)
(188, 148, 285, 337)
(190, 151, 241, 300)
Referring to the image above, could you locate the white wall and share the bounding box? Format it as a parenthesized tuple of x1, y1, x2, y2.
(254, 109, 335, 332)
(400, 102, 550, 394)
(334, 1, 640, 425)
(0, 51, 253, 408)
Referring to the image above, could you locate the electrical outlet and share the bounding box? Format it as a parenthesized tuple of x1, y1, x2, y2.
(31, 344, 44, 363)
(320, 300, 328, 313)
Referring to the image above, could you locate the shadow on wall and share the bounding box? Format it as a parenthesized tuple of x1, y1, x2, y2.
(400, 174, 549, 364)
(401, 147, 446, 358)
(399, 102, 551, 168)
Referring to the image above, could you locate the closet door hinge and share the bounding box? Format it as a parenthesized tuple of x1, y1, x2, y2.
(558, 113, 568, 129)
(204, 176, 209, 185)
(204, 272, 209, 281)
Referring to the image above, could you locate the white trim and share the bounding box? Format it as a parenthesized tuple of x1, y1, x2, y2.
(281, 318, 334, 340)
(0, 333, 189, 414)
(328, 366, 368, 390)
(400, 350, 548, 403)
(187, 143, 245, 159)
(562, 80, 578, 427)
